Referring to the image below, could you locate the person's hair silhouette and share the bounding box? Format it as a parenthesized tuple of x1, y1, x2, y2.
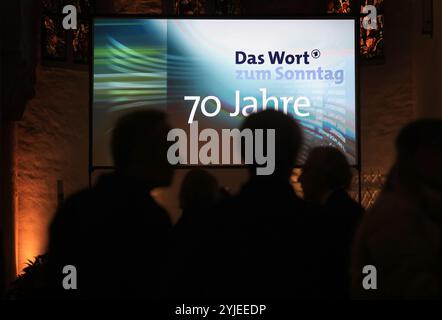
(195, 110, 324, 300)
(240, 109, 302, 179)
(300, 146, 362, 299)
(299, 146, 353, 203)
(111, 110, 173, 189)
(352, 119, 442, 299)
(169, 169, 222, 299)
(46, 110, 174, 299)
(390, 118, 442, 192)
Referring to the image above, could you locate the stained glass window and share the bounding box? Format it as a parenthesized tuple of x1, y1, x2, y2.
(360, 0, 384, 59)
(73, 19, 90, 63)
(41, 0, 93, 65)
(327, 0, 352, 14)
(327, 0, 385, 60)
(42, 14, 67, 60)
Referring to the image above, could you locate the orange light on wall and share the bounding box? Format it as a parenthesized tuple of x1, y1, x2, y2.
(14, 180, 56, 274)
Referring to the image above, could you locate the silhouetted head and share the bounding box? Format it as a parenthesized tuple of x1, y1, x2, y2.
(179, 169, 220, 212)
(111, 110, 173, 189)
(392, 119, 442, 192)
(240, 110, 302, 179)
(299, 146, 352, 203)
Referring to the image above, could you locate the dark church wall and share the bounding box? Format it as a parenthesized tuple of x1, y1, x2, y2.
(360, 0, 415, 172)
(412, 0, 442, 120)
(5, 0, 440, 277)
(1, 0, 40, 294)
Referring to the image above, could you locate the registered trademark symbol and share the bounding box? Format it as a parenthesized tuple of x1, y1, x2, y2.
(311, 49, 321, 59)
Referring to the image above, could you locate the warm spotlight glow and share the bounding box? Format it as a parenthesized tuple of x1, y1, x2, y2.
(14, 182, 55, 274)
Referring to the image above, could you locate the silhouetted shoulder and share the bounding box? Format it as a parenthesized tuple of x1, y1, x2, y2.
(49, 188, 97, 242)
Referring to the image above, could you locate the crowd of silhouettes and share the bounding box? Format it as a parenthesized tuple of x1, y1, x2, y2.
(17, 109, 442, 299)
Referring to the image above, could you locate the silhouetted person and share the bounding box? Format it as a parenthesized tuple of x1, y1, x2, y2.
(299, 146, 363, 299)
(46, 110, 174, 299)
(199, 110, 320, 299)
(168, 169, 222, 298)
(352, 119, 442, 299)
(175, 169, 223, 241)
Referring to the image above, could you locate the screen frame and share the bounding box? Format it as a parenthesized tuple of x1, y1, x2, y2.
(89, 15, 361, 182)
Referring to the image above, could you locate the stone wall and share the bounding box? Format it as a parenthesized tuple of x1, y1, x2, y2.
(360, 0, 415, 172)
(412, 0, 442, 119)
(14, 66, 89, 272)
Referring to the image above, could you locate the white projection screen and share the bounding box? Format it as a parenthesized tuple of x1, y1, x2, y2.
(92, 18, 358, 168)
